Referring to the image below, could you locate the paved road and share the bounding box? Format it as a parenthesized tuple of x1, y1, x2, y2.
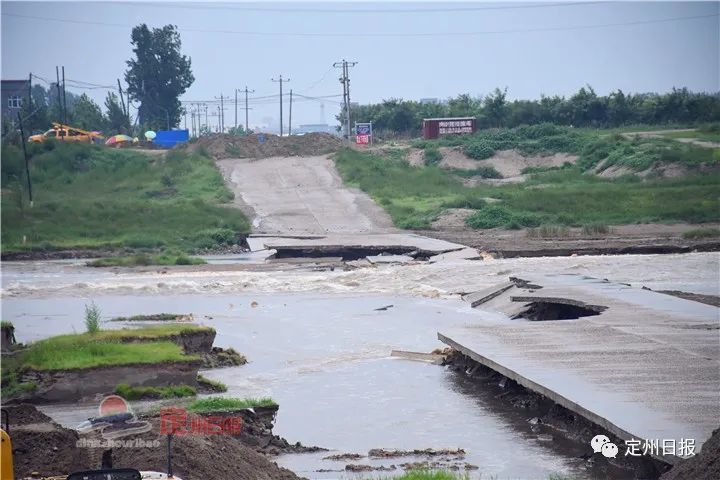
(442, 274, 720, 463)
(217, 155, 397, 235)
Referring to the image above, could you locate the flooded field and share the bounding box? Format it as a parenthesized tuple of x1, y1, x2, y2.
(2, 252, 718, 479)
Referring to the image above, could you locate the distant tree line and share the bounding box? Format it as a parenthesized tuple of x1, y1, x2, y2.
(343, 86, 720, 137)
(6, 23, 193, 138)
(10, 84, 131, 136)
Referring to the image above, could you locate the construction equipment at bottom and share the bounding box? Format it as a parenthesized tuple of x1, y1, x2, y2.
(28, 123, 104, 144)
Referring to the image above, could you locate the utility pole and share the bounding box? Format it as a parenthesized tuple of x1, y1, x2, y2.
(217, 105, 221, 132)
(216, 94, 225, 132)
(61, 66, 67, 124)
(55, 66, 62, 122)
(333, 59, 357, 142)
(239, 86, 254, 134)
(204, 104, 208, 130)
(191, 110, 195, 137)
(17, 112, 33, 207)
(28, 73, 32, 112)
(184, 108, 187, 130)
(289, 89, 293, 135)
(117, 79, 127, 119)
(271, 75, 289, 136)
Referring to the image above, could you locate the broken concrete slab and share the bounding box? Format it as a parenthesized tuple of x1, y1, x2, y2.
(252, 233, 466, 260)
(440, 274, 720, 464)
(461, 281, 515, 308)
(366, 255, 415, 264)
(428, 247, 481, 263)
(390, 350, 446, 364)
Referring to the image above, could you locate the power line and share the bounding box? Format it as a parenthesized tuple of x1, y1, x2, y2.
(139, 1, 607, 14)
(296, 67, 335, 93)
(4, 12, 717, 38)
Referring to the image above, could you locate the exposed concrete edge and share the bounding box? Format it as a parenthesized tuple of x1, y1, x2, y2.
(462, 282, 516, 308)
(437, 332, 677, 465)
(510, 296, 608, 312)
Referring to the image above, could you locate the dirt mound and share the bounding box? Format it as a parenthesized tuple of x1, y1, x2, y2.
(2, 404, 91, 478)
(111, 417, 301, 480)
(186, 132, 342, 159)
(478, 149, 577, 178)
(660, 427, 720, 480)
(437, 147, 578, 178)
(2, 405, 301, 479)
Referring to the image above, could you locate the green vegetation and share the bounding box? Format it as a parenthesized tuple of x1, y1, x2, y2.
(187, 396, 277, 413)
(581, 222, 611, 235)
(12, 339, 191, 371)
(115, 383, 196, 400)
(1, 321, 14, 330)
(414, 124, 719, 173)
(661, 123, 720, 143)
(379, 472, 469, 480)
(526, 225, 571, 239)
(424, 147, 442, 165)
(2, 325, 209, 372)
(1, 370, 37, 399)
(682, 228, 720, 239)
(196, 375, 228, 393)
(85, 301, 102, 334)
(334, 148, 720, 230)
(1, 143, 248, 255)
(88, 252, 206, 267)
(448, 166, 502, 179)
(111, 313, 188, 322)
(345, 86, 719, 137)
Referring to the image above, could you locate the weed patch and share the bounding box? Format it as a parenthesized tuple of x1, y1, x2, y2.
(187, 396, 277, 413)
(1, 144, 249, 254)
(682, 228, 720, 239)
(115, 383, 196, 400)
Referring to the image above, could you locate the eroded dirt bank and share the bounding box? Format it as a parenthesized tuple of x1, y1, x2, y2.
(443, 351, 671, 480)
(1, 403, 303, 479)
(417, 223, 720, 258)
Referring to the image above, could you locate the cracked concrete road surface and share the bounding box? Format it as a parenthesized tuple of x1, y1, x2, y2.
(217, 155, 397, 235)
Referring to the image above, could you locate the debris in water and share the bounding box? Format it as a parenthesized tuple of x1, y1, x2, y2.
(322, 453, 364, 461)
(368, 447, 466, 458)
(251, 301, 259, 308)
(374, 304, 394, 311)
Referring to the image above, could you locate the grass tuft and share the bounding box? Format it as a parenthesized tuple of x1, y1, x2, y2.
(682, 227, 720, 239)
(88, 252, 206, 267)
(85, 301, 101, 334)
(196, 375, 228, 392)
(115, 383, 196, 400)
(187, 396, 277, 413)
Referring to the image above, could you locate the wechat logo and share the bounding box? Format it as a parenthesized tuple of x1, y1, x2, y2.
(591, 434, 618, 458)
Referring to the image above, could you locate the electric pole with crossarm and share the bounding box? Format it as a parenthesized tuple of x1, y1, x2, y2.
(333, 60, 357, 142)
(271, 75, 289, 136)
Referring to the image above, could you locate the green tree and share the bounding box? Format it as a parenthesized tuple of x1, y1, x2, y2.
(104, 92, 129, 133)
(72, 94, 106, 131)
(483, 88, 508, 128)
(125, 24, 194, 131)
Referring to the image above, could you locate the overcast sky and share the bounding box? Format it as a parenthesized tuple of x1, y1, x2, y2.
(2, 1, 719, 130)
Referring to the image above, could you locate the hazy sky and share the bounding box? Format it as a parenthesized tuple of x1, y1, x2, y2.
(2, 1, 719, 130)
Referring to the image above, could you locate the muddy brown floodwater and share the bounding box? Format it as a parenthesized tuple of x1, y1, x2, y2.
(2, 252, 718, 479)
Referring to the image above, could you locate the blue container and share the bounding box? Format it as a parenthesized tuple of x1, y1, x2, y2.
(154, 130, 189, 149)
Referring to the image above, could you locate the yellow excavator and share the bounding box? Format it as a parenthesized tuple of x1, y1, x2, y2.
(28, 123, 104, 144)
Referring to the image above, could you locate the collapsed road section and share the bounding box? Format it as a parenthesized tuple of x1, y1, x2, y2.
(438, 275, 720, 468)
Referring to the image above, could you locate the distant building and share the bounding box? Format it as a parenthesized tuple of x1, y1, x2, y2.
(420, 98, 439, 104)
(293, 123, 338, 135)
(1, 79, 30, 127)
